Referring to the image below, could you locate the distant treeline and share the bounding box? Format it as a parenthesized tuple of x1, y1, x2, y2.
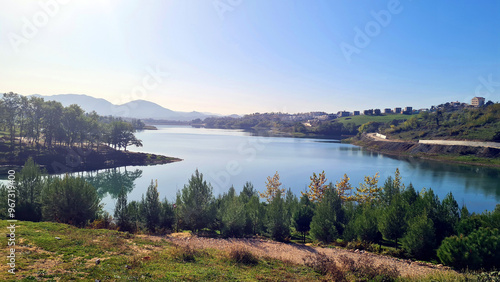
(0, 92, 145, 152)
(199, 113, 358, 137)
(2, 159, 499, 271)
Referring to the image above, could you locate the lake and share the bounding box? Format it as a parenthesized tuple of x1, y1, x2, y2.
(86, 125, 499, 214)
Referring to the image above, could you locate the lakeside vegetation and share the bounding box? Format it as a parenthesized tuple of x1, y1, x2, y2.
(0, 92, 178, 173)
(368, 103, 500, 142)
(2, 159, 499, 279)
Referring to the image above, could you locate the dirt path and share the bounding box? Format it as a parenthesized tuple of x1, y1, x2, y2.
(160, 233, 453, 278)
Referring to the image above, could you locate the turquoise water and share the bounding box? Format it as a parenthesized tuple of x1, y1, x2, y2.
(92, 125, 499, 213)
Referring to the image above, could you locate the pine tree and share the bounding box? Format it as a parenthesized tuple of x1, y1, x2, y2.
(114, 188, 132, 232)
(143, 180, 160, 232)
(293, 195, 314, 243)
(378, 194, 408, 248)
(266, 190, 290, 241)
(17, 157, 44, 221)
(310, 185, 344, 243)
(177, 169, 215, 232)
(401, 212, 435, 259)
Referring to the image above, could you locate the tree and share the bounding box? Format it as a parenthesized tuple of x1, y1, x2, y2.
(302, 171, 328, 203)
(259, 171, 285, 202)
(159, 198, 175, 231)
(2, 92, 20, 150)
(310, 185, 344, 243)
(42, 175, 99, 227)
(401, 212, 435, 259)
(335, 174, 353, 202)
(293, 195, 314, 243)
(437, 227, 500, 270)
(266, 190, 290, 241)
(17, 158, 44, 221)
(177, 170, 215, 232)
(221, 191, 246, 237)
(114, 188, 132, 232)
(143, 180, 161, 232)
(353, 173, 381, 204)
(378, 194, 408, 248)
(351, 203, 381, 243)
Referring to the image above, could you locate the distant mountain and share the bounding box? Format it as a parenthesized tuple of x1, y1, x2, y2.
(30, 94, 218, 121)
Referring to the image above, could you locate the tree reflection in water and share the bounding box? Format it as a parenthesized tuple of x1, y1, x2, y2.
(83, 167, 143, 199)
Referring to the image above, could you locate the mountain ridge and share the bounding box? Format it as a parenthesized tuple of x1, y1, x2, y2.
(29, 94, 219, 121)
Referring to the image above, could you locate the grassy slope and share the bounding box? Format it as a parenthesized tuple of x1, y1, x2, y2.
(0, 221, 475, 281)
(0, 220, 320, 281)
(337, 114, 409, 127)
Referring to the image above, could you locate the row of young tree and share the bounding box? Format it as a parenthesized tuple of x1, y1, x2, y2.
(113, 169, 499, 270)
(0, 92, 143, 152)
(1, 160, 498, 270)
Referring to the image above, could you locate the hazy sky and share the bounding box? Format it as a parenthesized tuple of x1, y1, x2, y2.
(1, 0, 499, 115)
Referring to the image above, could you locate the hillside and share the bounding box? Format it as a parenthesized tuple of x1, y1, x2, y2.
(0, 221, 468, 281)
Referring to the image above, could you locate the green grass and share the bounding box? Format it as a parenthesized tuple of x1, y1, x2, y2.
(337, 114, 409, 127)
(0, 220, 321, 281)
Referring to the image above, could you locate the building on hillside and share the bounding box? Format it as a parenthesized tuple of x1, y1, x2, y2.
(364, 109, 374, 115)
(337, 111, 350, 117)
(471, 97, 485, 107)
(353, 111, 360, 116)
(374, 109, 381, 115)
(384, 108, 392, 114)
(394, 107, 402, 114)
(403, 107, 413, 114)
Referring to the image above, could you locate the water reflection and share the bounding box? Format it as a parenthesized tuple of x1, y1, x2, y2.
(82, 168, 143, 199)
(365, 150, 500, 199)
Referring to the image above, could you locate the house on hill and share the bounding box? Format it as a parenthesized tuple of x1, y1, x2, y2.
(471, 97, 485, 107)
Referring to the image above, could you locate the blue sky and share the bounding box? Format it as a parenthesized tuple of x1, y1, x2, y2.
(1, 0, 499, 115)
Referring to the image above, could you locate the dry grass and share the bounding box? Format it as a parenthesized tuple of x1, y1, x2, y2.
(164, 233, 451, 278)
(227, 244, 259, 265)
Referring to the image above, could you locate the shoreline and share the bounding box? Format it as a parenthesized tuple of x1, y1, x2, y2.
(347, 136, 500, 169)
(0, 145, 182, 175)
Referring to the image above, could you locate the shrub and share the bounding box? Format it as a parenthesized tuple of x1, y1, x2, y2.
(303, 252, 345, 281)
(228, 245, 259, 265)
(437, 227, 500, 270)
(338, 255, 399, 281)
(171, 245, 197, 262)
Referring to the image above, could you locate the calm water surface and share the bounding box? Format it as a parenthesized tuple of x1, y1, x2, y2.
(89, 125, 500, 213)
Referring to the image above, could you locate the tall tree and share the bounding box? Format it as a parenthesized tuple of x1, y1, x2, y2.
(177, 170, 215, 232)
(266, 190, 290, 242)
(143, 180, 161, 232)
(114, 188, 132, 232)
(17, 157, 44, 221)
(293, 194, 314, 243)
(310, 185, 344, 243)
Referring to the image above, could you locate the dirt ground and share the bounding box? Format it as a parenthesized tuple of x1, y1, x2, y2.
(159, 233, 454, 278)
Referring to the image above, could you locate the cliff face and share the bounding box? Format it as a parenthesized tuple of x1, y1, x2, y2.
(354, 136, 500, 160)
